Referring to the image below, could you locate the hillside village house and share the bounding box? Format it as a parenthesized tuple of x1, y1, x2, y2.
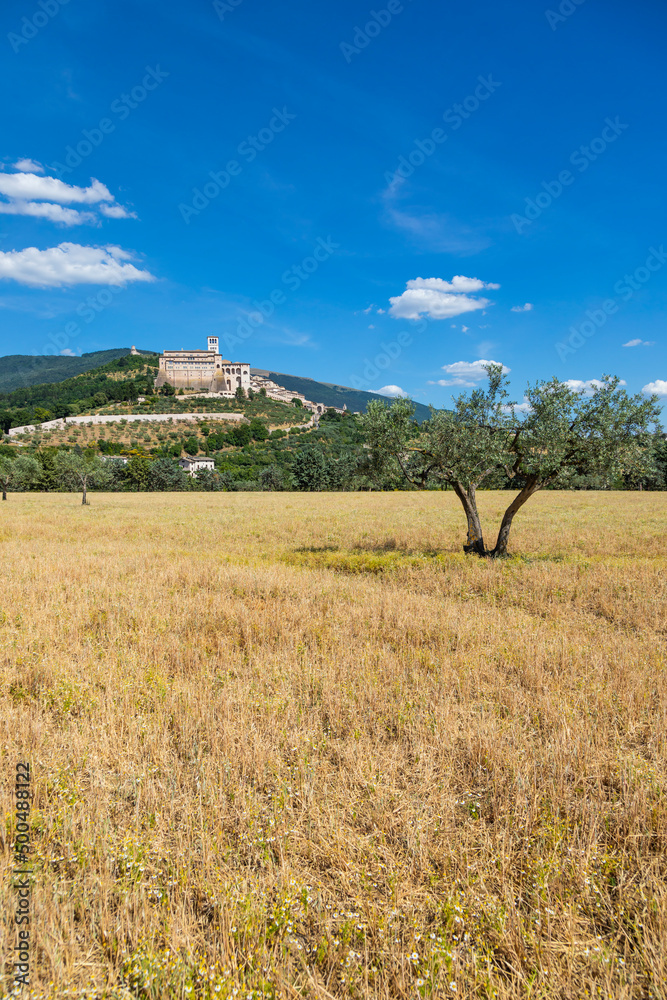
(179, 456, 215, 476)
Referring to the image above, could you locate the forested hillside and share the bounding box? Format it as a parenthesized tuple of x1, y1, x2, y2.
(0, 348, 156, 392)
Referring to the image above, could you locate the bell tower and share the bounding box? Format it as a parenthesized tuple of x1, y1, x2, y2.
(207, 336, 219, 354)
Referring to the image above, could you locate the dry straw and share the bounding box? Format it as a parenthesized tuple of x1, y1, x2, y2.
(0, 490, 665, 999)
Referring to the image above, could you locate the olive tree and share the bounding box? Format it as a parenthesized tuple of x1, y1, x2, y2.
(54, 452, 112, 505)
(0, 455, 41, 500)
(362, 369, 662, 557)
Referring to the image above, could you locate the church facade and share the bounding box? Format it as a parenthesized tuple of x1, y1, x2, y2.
(155, 337, 251, 394)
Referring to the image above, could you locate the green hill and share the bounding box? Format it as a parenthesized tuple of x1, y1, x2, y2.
(0, 349, 156, 393)
(0, 351, 433, 423)
(253, 369, 432, 422)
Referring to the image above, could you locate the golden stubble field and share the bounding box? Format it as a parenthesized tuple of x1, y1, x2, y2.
(0, 491, 665, 1000)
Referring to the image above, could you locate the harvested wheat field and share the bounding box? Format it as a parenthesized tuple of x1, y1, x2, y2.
(1, 490, 666, 1000)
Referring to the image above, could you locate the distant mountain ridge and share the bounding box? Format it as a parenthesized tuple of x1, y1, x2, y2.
(0, 351, 432, 420)
(253, 369, 432, 422)
(0, 349, 156, 393)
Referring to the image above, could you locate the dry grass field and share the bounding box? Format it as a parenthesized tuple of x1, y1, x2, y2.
(1, 491, 666, 1000)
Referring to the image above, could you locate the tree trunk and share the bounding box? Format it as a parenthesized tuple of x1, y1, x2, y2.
(491, 479, 541, 557)
(2, 489, 6, 501)
(81, 481, 87, 505)
(453, 483, 488, 556)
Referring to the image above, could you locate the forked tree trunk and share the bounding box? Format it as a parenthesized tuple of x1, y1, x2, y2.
(491, 479, 541, 557)
(453, 483, 488, 556)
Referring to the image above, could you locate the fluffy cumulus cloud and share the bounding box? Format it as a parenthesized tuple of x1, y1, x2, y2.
(374, 385, 408, 398)
(623, 338, 654, 347)
(511, 302, 533, 312)
(0, 243, 155, 288)
(388, 275, 500, 321)
(0, 167, 134, 226)
(642, 380, 667, 396)
(432, 359, 510, 388)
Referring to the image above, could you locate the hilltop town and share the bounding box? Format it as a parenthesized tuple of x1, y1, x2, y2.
(6, 339, 349, 440)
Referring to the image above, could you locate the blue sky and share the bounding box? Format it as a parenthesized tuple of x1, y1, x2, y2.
(0, 0, 666, 408)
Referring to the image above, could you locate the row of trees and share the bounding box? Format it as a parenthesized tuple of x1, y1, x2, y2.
(1, 372, 664, 556)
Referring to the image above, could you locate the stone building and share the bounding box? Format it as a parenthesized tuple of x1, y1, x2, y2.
(179, 456, 215, 476)
(155, 337, 251, 394)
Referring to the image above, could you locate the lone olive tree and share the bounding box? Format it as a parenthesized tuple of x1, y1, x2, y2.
(362, 368, 661, 557)
(0, 455, 41, 501)
(54, 452, 112, 505)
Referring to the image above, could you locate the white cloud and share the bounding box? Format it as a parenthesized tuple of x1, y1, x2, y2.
(623, 338, 655, 347)
(0, 167, 134, 227)
(0, 200, 97, 225)
(0, 172, 114, 205)
(502, 398, 532, 415)
(642, 380, 667, 396)
(13, 159, 45, 174)
(60, 348, 78, 356)
(389, 275, 500, 321)
(434, 359, 510, 387)
(511, 302, 533, 312)
(0, 242, 155, 288)
(375, 385, 408, 398)
(99, 203, 138, 220)
(461, 325, 469, 333)
(564, 378, 627, 396)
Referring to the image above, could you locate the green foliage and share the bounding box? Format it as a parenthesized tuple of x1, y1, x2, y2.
(0, 355, 158, 428)
(183, 435, 200, 455)
(125, 456, 152, 491)
(0, 454, 41, 498)
(292, 446, 330, 491)
(259, 464, 289, 491)
(362, 369, 663, 555)
(149, 458, 188, 492)
(53, 452, 112, 502)
(227, 423, 252, 448)
(0, 348, 158, 394)
(249, 418, 269, 441)
(235, 386, 246, 401)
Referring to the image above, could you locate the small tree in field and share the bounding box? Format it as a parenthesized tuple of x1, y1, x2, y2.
(54, 452, 112, 505)
(0, 455, 41, 500)
(362, 369, 661, 557)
